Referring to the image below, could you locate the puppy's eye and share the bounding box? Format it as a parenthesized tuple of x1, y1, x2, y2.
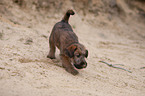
(76, 54, 80, 57)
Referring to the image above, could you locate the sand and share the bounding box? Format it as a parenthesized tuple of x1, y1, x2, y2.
(0, 0, 145, 96)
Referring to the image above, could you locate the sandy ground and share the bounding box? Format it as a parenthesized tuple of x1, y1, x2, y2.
(0, 0, 145, 96)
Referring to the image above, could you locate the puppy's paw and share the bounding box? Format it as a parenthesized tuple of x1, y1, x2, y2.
(47, 55, 56, 59)
(66, 68, 79, 75)
(71, 69, 79, 75)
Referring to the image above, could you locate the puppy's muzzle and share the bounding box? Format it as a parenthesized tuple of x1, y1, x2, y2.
(74, 62, 87, 69)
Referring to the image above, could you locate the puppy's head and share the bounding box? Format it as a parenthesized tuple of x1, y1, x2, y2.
(64, 44, 88, 69)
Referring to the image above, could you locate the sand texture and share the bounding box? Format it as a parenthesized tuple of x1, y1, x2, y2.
(0, 0, 145, 96)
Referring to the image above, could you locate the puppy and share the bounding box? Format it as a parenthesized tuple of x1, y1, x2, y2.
(47, 10, 88, 75)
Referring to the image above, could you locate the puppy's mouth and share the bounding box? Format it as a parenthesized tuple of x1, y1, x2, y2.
(73, 63, 87, 69)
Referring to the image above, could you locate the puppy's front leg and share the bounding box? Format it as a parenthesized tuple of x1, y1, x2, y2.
(60, 55, 79, 75)
(47, 37, 56, 59)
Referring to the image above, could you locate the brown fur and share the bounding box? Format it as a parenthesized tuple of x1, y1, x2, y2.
(47, 10, 88, 75)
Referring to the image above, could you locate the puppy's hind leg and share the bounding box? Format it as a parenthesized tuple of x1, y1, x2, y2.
(47, 38, 56, 59)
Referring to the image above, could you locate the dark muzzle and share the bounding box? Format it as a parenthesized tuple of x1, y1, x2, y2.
(74, 62, 87, 69)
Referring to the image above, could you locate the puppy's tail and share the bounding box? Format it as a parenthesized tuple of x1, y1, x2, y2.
(62, 10, 75, 22)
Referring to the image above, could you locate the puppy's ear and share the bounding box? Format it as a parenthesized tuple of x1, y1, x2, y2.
(85, 50, 88, 58)
(64, 45, 77, 58)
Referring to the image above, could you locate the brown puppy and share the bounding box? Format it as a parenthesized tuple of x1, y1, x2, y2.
(47, 10, 88, 75)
